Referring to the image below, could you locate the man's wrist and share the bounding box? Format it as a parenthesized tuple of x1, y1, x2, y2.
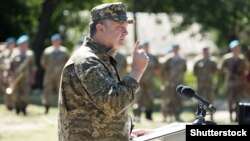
(129, 70, 144, 82)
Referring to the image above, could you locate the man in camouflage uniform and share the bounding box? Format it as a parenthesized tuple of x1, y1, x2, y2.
(193, 46, 218, 121)
(10, 35, 37, 115)
(58, 2, 150, 141)
(133, 40, 159, 122)
(0, 37, 16, 110)
(162, 44, 187, 122)
(41, 33, 69, 114)
(220, 40, 247, 122)
(115, 51, 128, 79)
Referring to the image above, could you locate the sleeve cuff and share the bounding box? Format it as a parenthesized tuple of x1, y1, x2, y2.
(123, 76, 140, 93)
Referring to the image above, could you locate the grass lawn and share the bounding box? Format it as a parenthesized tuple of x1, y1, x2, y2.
(0, 92, 237, 141)
(0, 102, 196, 141)
(0, 104, 58, 141)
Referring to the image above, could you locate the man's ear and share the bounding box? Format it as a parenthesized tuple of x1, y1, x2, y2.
(96, 23, 104, 32)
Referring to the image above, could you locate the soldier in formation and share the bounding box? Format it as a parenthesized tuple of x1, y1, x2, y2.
(10, 35, 37, 115)
(193, 46, 218, 121)
(161, 44, 187, 122)
(41, 33, 69, 114)
(220, 40, 247, 122)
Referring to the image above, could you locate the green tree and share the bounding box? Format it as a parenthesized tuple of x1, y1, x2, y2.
(33, 0, 104, 88)
(2, 0, 250, 88)
(0, 0, 42, 40)
(0, 0, 114, 88)
(127, 0, 250, 51)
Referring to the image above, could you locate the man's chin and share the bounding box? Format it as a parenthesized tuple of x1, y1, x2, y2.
(114, 45, 123, 50)
(115, 42, 125, 49)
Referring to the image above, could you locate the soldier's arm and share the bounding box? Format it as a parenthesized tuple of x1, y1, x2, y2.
(75, 58, 139, 117)
(30, 53, 37, 85)
(40, 50, 47, 69)
(193, 61, 199, 76)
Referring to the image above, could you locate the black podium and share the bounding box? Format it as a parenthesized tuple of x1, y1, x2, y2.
(238, 101, 250, 125)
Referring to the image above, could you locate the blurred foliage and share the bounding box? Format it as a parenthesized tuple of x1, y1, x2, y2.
(184, 71, 196, 88)
(0, 0, 42, 41)
(1, 0, 250, 52)
(1, 0, 250, 88)
(2, 0, 250, 50)
(0, 0, 120, 88)
(126, 0, 250, 53)
(0, 0, 105, 49)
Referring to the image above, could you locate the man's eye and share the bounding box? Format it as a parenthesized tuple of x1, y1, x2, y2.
(119, 26, 127, 30)
(117, 26, 123, 30)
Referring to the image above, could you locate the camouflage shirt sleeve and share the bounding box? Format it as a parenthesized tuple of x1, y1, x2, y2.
(74, 57, 139, 117)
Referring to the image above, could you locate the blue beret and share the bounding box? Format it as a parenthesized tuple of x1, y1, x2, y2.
(51, 33, 61, 41)
(229, 40, 240, 49)
(5, 37, 16, 44)
(167, 45, 173, 52)
(16, 35, 29, 45)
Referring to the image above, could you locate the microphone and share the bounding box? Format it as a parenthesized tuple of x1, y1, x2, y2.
(176, 84, 184, 96)
(177, 85, 216, 113)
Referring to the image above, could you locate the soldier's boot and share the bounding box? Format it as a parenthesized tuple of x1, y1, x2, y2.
(229, 111, 233, 122)
(162, 110, 168, 122)
(6, 105, 13, 111)
(16, 107, 20, 115)
(45, 105, 49, 114)
(20, 104, 27, 116)
(22, 107, 27, 116)
(175, 112, 182, 122)
(235, 109, 239, 122)
(145, 109, 153, 121)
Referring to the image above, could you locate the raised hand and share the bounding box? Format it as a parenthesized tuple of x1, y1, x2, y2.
(129, 40, 149, 82)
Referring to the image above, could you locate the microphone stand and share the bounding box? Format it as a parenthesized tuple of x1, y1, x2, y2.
(192, 103, 217, 125)
(193, 103, 206, 125)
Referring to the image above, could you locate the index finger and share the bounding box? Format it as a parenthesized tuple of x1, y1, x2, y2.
(134, 40, 140, 52)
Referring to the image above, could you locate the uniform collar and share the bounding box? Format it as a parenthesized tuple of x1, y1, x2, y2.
(84, 37, 117, 58)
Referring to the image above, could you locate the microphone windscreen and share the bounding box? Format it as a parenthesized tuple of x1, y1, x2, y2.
(176, 84, 184, 96)
(180, 86, 195, 98)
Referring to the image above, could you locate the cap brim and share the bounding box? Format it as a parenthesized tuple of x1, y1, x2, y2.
(112, 16, 134, 24)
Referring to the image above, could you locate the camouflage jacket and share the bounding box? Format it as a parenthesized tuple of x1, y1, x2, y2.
(193, 55, 217, 83)
(164, 54, 187, 85)
(41, 46, 69, 85)
(221, 53, 246, 81)
(58, 37, 139, 141)
(41, 45, 69, 73)
(10, 48, 37, 84)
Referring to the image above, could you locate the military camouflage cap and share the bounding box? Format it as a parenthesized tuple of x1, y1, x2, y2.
(90, 2, 134, 24)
